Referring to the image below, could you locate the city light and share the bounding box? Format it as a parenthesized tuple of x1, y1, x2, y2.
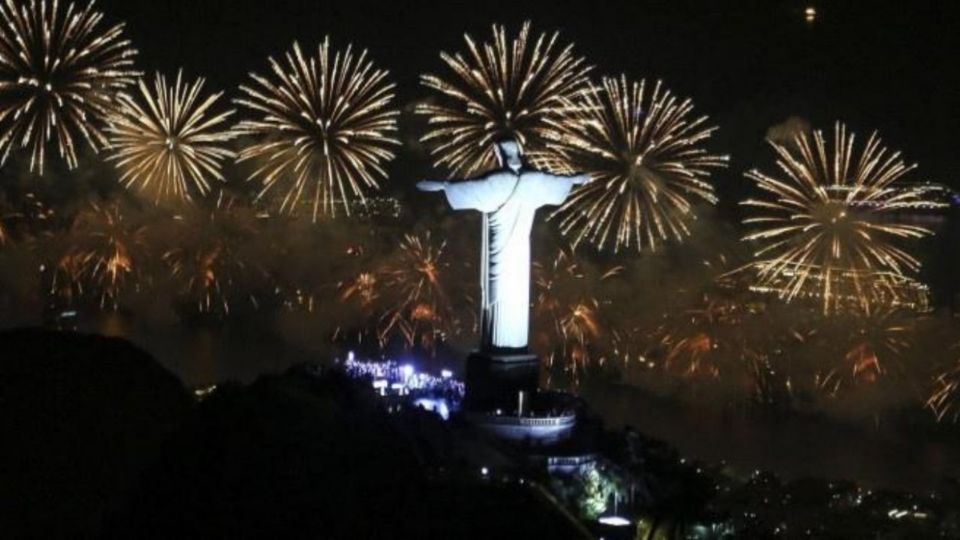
(341, 356, 465, 419)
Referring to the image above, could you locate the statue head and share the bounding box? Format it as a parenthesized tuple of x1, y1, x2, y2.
(494, 139, 523, 173)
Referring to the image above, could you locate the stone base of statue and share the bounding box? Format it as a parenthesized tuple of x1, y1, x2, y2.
(464, 350, 578, 446)
(464, 350, 540, 411)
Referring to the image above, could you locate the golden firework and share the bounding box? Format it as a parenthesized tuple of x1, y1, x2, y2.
(0, 0, 138, 174)
(48, 249, 86, 307)
(378, 232, 457, 352)
(646, 287, 815, 405)
(745, 264, 932, 313)
(67, 201, 147, 308)
(928, 360, 960, 423)
(340, 272, 379, 309)
(106, 71, 236, 203)
(814, 306, 911, 397)
(742, 122, 932, 314)
(418, 21, 591, 176)
(550, 76, 728, 252)
(43, 201, 145, 308)
(659, 297, 731, 380)
(655, 295, 769, 389)
(235, 37, 399, 220)
(533, 249, 617, 372)
(163, 192, 261, 315)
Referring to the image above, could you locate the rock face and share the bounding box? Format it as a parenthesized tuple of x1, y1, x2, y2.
(0, 328, 191, 538)
(0, 330, 586, 538)
(108, 370, 427, 538)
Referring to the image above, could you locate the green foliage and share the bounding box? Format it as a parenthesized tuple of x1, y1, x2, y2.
(550, 464, 626, 521)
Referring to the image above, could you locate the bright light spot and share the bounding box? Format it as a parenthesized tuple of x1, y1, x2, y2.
(481, 467, 489, 476)
(888, 508, 910, 520)
(441, 369, 453, 379)
(598, 516, 631, 527)
(414, 398, 450, 420)
(193, 384, 218, 401)
(805, 6, 817, 23)
(401, 364, 415, 379)
(347, 351, 355, 362)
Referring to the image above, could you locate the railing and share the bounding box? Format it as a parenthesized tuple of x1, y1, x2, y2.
(468, 413, 576, 427)
(546, 455, 598, 467)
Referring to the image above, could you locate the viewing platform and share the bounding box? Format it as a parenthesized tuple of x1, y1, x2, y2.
(465, 410, 577, 445)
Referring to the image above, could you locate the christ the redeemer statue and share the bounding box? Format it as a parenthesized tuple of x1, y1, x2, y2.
(418, 139, 588, 355)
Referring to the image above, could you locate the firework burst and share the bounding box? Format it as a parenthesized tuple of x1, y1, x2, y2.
(418, 21, 591, 176)
(47, 248, 86, 307)
(40, 201, 147, 309)
(106, 71, 236, 203)
(0, 191, 59, 246)
(533, 249, 618, 373)
(0, 0, 138, 174)
(68, 201, 148, 307)
(162, 192, 262, 315)
(235, 37, 399, 220)
(377, 232, 459, 353)
(742, 122, 932, 314)
(814, 306, 912, 397)
(339, 271, 379, 309)
(549, 76, 728, 252)
(659, 296, 733, 379)
(656, 295, 770, 397)
(647, 288, 814, 404)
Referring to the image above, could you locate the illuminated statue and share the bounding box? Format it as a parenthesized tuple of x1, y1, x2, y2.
(418, 140, 589, 352)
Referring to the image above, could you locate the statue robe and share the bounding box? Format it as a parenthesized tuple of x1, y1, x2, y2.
(443, 169, 578, 351)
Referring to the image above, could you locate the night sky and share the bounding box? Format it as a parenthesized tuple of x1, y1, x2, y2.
(97, 0, 958, 192)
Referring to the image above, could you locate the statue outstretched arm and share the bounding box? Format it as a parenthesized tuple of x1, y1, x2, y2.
(418, 172, 492, 192)
(419, 173, 509, 212)
(531, 171, 592, 208)
(416, 180, 447, 192)
(542, 172, 591, 185)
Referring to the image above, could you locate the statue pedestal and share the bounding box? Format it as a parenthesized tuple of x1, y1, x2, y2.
(464, 351, 540, 411)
